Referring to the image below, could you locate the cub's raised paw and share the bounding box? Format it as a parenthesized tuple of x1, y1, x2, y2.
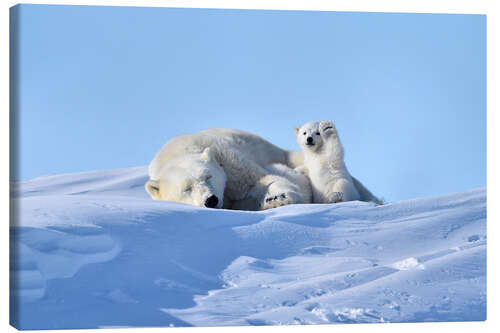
(319, 120, 337, 137)
(263, 192, 293, 209)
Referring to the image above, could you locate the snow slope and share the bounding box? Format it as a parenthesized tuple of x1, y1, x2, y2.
(10, 167, 486, 329)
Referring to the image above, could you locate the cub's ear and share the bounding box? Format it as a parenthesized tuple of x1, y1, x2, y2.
(145, 179, 161, 200)
(201, 147, 216, 162)
(294, 126, 300, 135)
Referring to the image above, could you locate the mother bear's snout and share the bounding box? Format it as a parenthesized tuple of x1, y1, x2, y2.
(204, 195, 219, 208)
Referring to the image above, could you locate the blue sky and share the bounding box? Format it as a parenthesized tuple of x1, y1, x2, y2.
(11, 4, 486, 202)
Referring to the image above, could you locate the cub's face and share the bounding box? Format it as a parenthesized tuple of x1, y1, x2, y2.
(145, 148, 226, 208)
(294, 122, 324, 152)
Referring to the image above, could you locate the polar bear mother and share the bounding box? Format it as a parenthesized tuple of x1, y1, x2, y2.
(145, 128, 307, 210)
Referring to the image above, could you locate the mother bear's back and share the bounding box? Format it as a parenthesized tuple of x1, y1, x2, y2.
(148, 128, 290, 180)
(200, 128, 288, 167)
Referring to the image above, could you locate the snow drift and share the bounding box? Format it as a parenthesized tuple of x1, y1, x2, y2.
(10, 167, 486, 329)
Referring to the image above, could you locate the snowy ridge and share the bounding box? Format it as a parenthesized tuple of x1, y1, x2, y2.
(10, 167, 486, 329)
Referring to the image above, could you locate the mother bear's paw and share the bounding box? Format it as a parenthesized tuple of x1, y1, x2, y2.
(263, 192, 293, 209)
(260, 179, 303, 210)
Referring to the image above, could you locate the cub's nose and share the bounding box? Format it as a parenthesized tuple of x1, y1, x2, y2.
(306, 137, 313, 144)
(204, 195, 219, 208)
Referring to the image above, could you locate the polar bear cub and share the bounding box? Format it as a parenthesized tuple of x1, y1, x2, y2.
(294, 121, 360, 203)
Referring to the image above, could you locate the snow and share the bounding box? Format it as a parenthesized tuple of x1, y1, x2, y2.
(9, 166, 486, 329)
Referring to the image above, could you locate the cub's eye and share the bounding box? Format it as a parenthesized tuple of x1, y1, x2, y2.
(205, 175, 212, 180)
(183, 186, 192, 193)
(316, 132, 320, 135)
(303, 132, 306, 135)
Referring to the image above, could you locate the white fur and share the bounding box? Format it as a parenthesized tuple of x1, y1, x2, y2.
(146, 148, 227, 208)
(295, 121, 360, 204)
(146, 128, 310, 210)
(260, 163, 312, 209)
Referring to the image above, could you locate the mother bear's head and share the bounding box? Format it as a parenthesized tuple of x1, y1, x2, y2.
(145, 148, 226, 208)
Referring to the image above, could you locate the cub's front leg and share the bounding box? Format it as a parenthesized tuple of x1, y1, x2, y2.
(324, 190, 344, 203)
(325, 178, 360, 203)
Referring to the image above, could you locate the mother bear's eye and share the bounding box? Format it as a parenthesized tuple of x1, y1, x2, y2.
(316, 132, 320, 135)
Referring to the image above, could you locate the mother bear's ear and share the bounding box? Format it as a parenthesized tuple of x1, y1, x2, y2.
(201, 147, 216, 162)
(145, 179, 161, 200)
